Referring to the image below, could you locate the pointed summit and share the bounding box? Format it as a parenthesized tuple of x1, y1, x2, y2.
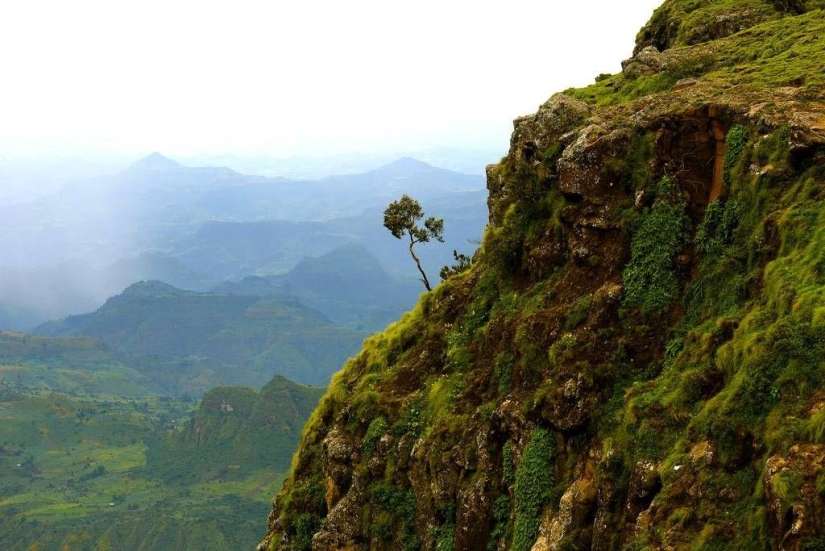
(128, 152, 182, 172)
(373, 157, 435, 175)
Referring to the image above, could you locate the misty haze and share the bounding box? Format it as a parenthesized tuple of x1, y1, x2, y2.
(9, 0, 821, 550)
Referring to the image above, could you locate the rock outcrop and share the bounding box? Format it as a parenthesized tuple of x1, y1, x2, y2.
(260, 2, 825, 550)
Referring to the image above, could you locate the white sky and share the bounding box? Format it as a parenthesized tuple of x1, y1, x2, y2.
(0, 0, 662, 158)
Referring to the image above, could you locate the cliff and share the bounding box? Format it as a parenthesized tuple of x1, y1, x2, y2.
(260, 1, 825, 549)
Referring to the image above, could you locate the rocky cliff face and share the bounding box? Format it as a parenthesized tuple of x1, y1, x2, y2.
(259, 2, 825, 550)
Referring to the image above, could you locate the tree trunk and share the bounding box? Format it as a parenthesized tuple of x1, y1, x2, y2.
(408, 232, 431, 291)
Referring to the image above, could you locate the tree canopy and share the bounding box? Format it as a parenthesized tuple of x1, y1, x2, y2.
(383, 195, 443, 291)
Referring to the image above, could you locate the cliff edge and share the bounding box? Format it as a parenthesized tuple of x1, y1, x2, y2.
(260, 1, 825, 549)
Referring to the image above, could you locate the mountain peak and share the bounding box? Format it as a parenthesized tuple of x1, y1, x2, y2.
(371, 157, 438, 175)
(128, 152, 182, 172)
(118, 280, 184, 298)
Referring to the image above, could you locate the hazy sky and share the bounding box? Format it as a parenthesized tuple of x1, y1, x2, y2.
(0, 0, 662, 158)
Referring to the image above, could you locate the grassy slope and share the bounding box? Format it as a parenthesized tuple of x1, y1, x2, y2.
(264, 4, 825, 550)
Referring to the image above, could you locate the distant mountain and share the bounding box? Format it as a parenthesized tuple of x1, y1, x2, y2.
(178, 219, 351, 280)
(145, 375, 324, 485)
(0, 154, 486, 330)
(34, 280, 365, 388)
(180, 189, 488, 284)
(0, 252, 216, 331)
(128, 151, 182, 172)
(190, 156, 483, 223)
(106, 251, 217, 291)
(179, 147, 500, 179)
(215, 242, 421, 331)
(0, 154, 482, 270)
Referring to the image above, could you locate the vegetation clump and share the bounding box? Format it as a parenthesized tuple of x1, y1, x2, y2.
(362, 416, 388, 458)
(622, 176, 690, 313)
(513, 428, 556, 551)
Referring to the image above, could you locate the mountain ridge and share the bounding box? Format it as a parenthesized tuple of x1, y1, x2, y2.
(33, 280, 366, 391)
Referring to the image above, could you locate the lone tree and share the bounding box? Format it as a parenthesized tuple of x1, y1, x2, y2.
(383, 195, 444, 291)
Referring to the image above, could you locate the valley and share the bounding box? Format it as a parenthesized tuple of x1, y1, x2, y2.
(0, 377, 322, 550)
(0, 152, 487, 550)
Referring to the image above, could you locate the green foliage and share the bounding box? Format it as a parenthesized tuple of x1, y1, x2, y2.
(695, 200, 741, 254)
(293, 513, 322, 551)
(568, 9, 825, 108)
(724, 125, 749, 187)
(265, 7, 825, 549)
(363, 416, 388, 458)
(145, 377, 323, 486)
(564, 295, 592, 330)
(803, 536, 825, 551)
(435, 523, 457, 551)
(495, 352, 515, 394)
(513, 428, 556, 551)
(383, 194, 445, 244)
(622, 176, 691, 313)
(626, 132, 657, 191)
(0, 331, 162, 398)
(548, 332, 577, 366)
(483, 208, 527, 276)
(542, 142, 565, 165)
(755, 125, 791, 167)
(370, 483, 419, 548)
(488, 495, 513, 551)
(392, 395, 425, 438)
(502, 440, 515, 487)
(440, 249, 473, 280)
(384, 194, 445, 291)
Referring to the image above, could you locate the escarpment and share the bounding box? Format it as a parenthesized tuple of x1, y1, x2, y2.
(260, 2, 825, 550)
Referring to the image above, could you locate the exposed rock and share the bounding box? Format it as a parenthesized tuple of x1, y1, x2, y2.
(313, 472, 367, 551)
(538, 373, 597, 433)
(524, 231, 567, 279)
(456, 477, 493, 550)
(682, 10, 773, 47)
(689, 440, 716, 467)
(672, 77, 698, 91)
(789, 110, 825, 158)
(322, 428, 359, 510)
(624, 460, 662, 540)
(589, 282, 623, 325)
(551, 478, 597, 548)
(557, 125, 631, 200)
(510, 94, 591, 162)
(491, 398, 532, 440)
(533, 450, 598, 551)
(367, 433, 393, 477)
(772, 0, 807, 14)
(764, 445, 825, 550)
(622, 46, 666, 79)
(591, 450, 623, 551)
